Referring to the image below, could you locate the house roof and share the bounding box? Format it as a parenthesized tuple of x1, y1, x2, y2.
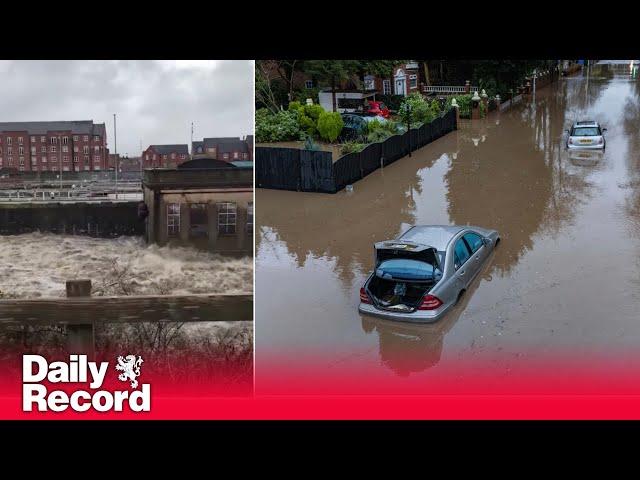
(0, 120, 106, 137)
(191, 137, 249, 154)
(149, 144, 189, 155)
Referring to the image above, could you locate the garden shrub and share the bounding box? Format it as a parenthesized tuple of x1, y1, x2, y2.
(399, 93, 434, 125)
(340, 140, 366, 155)
(255, 108, 301, 143)
(317, 111, 344, 142)
(446, 95, 472, 118)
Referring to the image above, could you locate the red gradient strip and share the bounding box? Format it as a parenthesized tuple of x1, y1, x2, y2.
(3, 350, 640, 418)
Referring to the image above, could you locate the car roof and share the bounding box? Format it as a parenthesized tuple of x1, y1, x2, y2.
(398, 225, 470, 251)
(572, 121, 599, 127)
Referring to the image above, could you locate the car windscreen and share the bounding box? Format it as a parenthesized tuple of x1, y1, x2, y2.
(572, 127, 600, 136)
(376, 259, 442, 282)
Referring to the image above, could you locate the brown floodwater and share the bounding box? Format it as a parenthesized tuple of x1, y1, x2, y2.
(255, 63, 640, 386)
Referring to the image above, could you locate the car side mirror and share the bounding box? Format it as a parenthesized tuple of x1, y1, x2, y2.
(602, 128, 607, 132)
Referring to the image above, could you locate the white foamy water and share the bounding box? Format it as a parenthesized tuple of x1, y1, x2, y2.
(0, 233, 253, 299)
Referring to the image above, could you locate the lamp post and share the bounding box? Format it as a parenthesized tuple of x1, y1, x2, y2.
(113, 114, 118, 200)
(401, 101, 413, 157)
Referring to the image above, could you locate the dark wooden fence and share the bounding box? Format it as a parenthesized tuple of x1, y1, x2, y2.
(256, 108, 457, 194)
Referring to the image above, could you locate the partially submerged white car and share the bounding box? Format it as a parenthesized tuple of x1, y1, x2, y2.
(566, 121, 607, 150)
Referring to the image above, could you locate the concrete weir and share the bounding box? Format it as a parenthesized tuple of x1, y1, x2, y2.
(0, 200, 144, 237)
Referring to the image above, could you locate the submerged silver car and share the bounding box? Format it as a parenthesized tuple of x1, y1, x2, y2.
(358, 225, 500, 323)
(566, 121, 607, 150)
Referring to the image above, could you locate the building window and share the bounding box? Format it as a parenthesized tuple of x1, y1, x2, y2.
(30, 146, 36, 154)
(0, 157, 3, 165)
(73, 156, 79, 163)
(145, 154, 149, 161)
(167, 203, 181, 236)
(94, 146, 100, 153)
(83, 135, 89, 142)
(63, 156, 69, 163)
(31, 136, 36, 143)
(62, 146, 69, 153)
(233, 152, 239, 159)
(83, 146, 89, 154)
(223, 153, 229, 160)
(152, 154, 156, 161)
(6, 147, 11, 155)
(162, 155, 167, 160)
(62, 137, 68, 144)
(242, 153, 248, 160)
(40, 136, 46, 143)
(51, 156, 57, 163)
(409, 74, 418, 89)
(218, 202, 236, 235)
(93, 135, 100, 141)
(84, 156, 89, 164)
(171, 153, 176, 159)
(41, 146, 46, 153)
(19, 157, 25, 166)
(73, 135, 79, 141)
(31, 156, 37, 164)
(363, 75, 375, 91)
(383, 79, 391, 95)
(247, 202, 253, 234)
(73, 146, 78, 153)
(51, 166, 58, 171)
(50, 137, 57, 144)
(305, 80, 314, 89)
(94, 156, 100, 163)
(180, 154, 186, 159)
(6, 137, 12, 145)
(50, 146, 57, 153)
(18, 146, 24, 155)
(8, 157, 13, 165)
(42, 156, 47, 163)
(18, 137, 23, 145)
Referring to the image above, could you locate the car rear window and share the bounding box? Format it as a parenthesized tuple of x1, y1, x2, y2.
(572, 127, 600, 136)
(376, 259, 441, 282)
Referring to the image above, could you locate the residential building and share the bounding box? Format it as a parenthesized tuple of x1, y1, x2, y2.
(191, 136, 252, 163)
(0, 120, 108, 173)
(142, 144, 189, 168)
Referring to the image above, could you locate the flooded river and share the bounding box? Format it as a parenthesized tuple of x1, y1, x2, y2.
(0, 233, 253, 298)
(255, 62, 640, 390)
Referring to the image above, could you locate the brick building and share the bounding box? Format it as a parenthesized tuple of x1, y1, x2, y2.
(142, 144, 189, 168)
(0, 120, 108, 173)
(191, 136, 252, 163)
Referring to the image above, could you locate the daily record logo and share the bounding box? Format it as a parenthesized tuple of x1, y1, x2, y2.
(22, 354, 150, 413)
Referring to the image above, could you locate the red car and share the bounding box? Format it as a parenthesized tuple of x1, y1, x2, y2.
(366, 101, 390, 118)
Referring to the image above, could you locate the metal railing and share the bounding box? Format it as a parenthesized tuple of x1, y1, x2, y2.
(422, 85, 478, 94)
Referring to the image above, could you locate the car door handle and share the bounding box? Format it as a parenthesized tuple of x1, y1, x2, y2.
(475, 256, 480, 261)
(459, 270, 466, 276)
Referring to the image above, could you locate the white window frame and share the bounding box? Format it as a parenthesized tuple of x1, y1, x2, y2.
(247, 202, 253, 234)
(217, 202, 237, 235)
(167, 203, 181, 236)
(409, 74, 418, 89)
(383, 79, 391, 95)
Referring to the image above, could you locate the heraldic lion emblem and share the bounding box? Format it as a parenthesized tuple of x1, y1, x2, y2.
(115, 355, 144, 389)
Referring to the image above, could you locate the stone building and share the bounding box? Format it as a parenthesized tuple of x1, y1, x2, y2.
(142, 159, 252, 256)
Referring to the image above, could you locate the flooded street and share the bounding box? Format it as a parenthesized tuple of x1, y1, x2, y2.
(256, 63, 640, 389)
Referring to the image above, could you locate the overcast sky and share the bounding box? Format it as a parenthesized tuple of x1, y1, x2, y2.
(0, 60, 254, 156)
